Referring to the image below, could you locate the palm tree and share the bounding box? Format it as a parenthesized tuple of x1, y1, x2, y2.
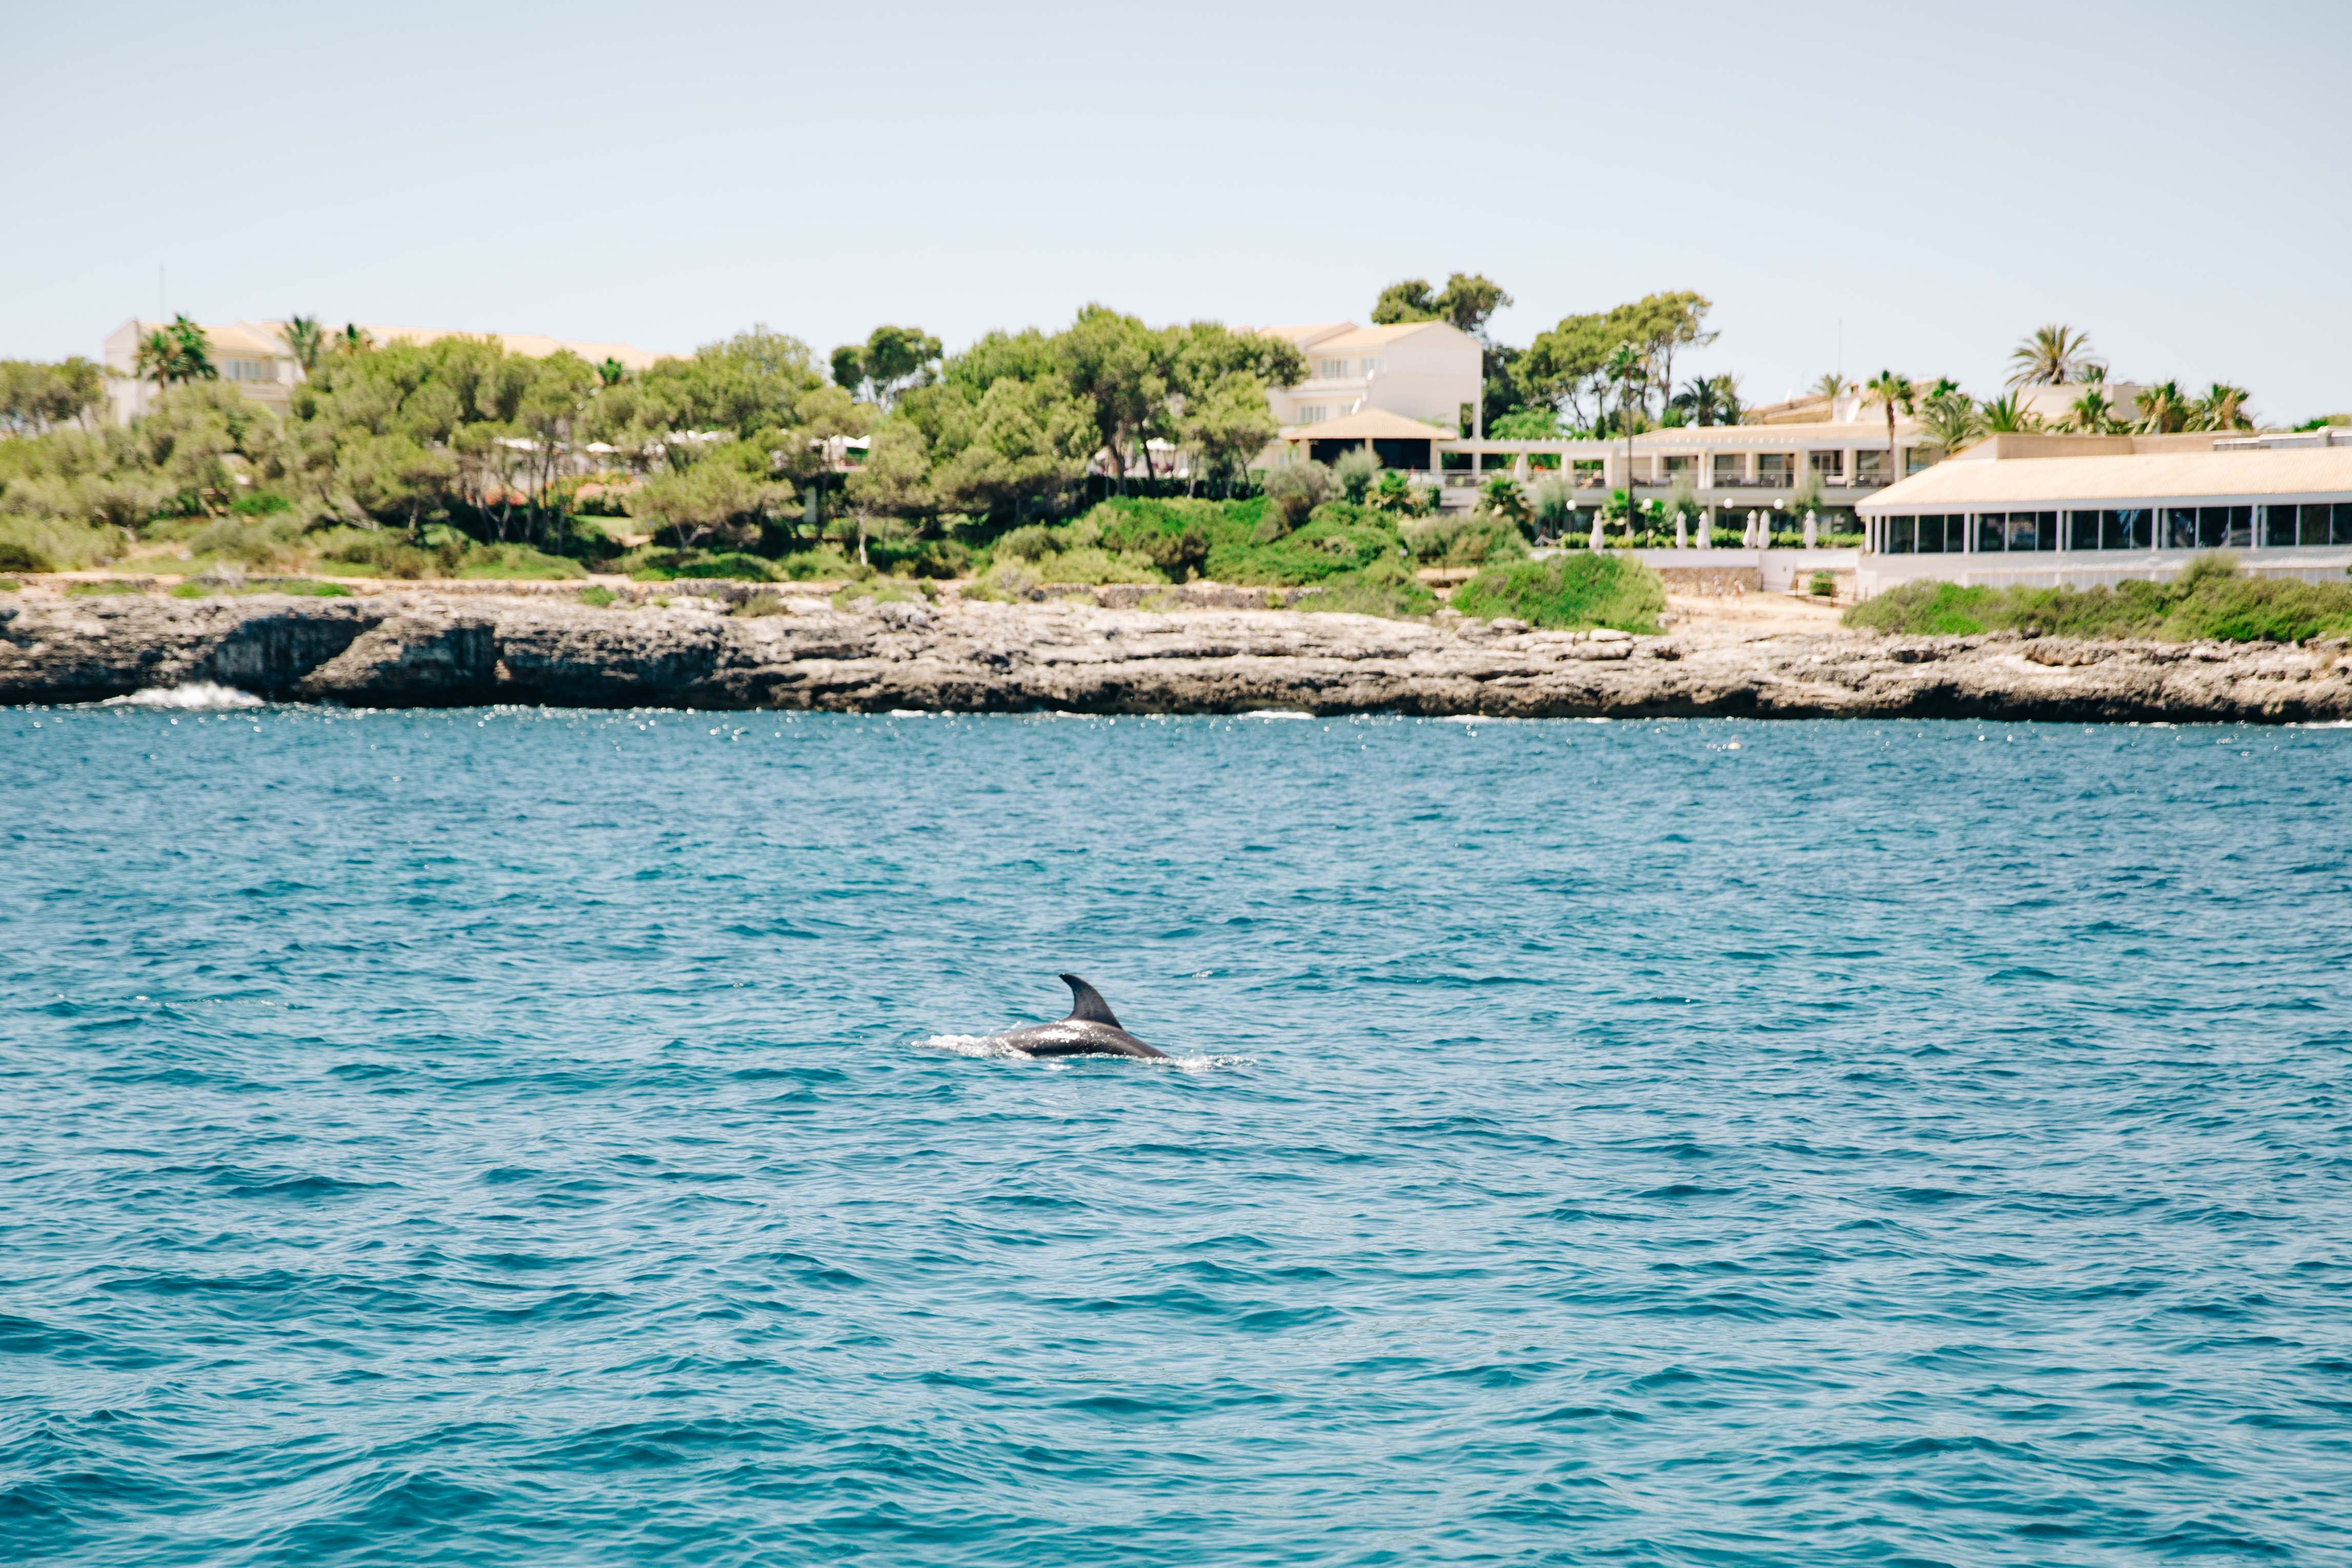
(2007, 324, 2095, 388)
(2189, 383, 2253, 432)
(1862, 369, 1915, 481)
(2064, 388, 2120, 435)
(2134, 380, 2188, 435)
(133, 315, 217, 387)
(335, 322, 375, 356)
(1669, 373, 1741, 427)
(279, 315, 325, 375)
(1918, 389, 1983, 456)
(1978, 391, 2043, 434)
(597, 357, 627, 388)
(1809, 372, 1846, 400)
(1605, 343, 1644, 516)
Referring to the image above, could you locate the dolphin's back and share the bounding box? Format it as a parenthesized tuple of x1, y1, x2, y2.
(984, 974, 1170, 1060)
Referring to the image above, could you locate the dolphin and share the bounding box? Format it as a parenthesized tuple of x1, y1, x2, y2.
(984, 974, 1170, 1060)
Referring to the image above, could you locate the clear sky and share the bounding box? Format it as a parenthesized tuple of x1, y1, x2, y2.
(7, 0, 2347, 419)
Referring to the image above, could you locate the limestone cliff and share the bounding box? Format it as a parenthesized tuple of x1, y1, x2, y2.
(4, 588, 2348, 722)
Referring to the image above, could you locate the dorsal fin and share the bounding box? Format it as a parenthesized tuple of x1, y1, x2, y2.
(1059, 973, 1123, 1028)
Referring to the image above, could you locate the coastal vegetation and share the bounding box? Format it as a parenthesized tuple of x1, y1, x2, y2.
(1449, 553, 1666, 634)
(1844, 555, 2352, 643)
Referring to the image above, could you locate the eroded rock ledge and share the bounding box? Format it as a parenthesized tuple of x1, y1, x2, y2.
(4, 588, 2349, 722)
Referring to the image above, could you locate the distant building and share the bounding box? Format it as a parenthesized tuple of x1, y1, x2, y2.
(102, 319, 662, 424)
(1857, 431, 2352, 590)
(1252, 320, 1481, 435)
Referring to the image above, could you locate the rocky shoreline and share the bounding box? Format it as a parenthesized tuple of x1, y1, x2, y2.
(4, 583, 2349, 722)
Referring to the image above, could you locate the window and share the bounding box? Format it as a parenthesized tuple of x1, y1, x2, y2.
(2264, 504, 2300, 547)
(1316, 359, 1350, 379)
(1711, 454, 1743, 485)
(1298, 405, 1328, 425)
(2338, 501, 2352, 545)
(1903, 445, 1936, 476)
(1361, 356, 1384, 374)
(2191, 505, 2251, 549)
(1808, 450, 1843, 479)
(2299, 502, 2333, 546)
(1889, 516, 1915, 553)
(1757, 453, 1794, 482)
(1665, 454, 1695, 478)
(1854, 450, 1890, 484)
(2067, 511, 2099, 551)
(1978, 513, 2006, 553)
(2102, 508, 2153, 549)
(2165, 507, 2200, 548)
(2005, 513, 2039, 552)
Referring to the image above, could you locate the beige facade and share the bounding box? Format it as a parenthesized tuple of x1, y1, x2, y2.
(1253, 320, 1482, 433)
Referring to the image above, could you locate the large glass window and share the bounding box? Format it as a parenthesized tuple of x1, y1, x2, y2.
(2166, 507, 2200, 549)
(1809, 450, 1843, 479)
(2298, 502, 2330, 546)
(2263, 504, 2298, 547)
(1977, 513, 2005, 552)
(1758, 453, 1795, 483)
(2222, 505, 2253, 547)
(2067, 511, 2098, 550)
(1855, 451, 1890, 484)
(1889, 516, 1915, 553)
(1712, 454, 1743, 485)
(2336, 502, 2352, 545)
(2036, 511, 2058, 551)
(2005, 513, 2039, 552)
(2102, 508, 2153, 549)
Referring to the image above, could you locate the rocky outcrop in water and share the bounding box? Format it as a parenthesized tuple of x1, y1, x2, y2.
(4, 588, 2349, 721)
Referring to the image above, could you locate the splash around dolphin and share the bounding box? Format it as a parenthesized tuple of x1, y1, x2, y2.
(980, 974, 1170, 1060)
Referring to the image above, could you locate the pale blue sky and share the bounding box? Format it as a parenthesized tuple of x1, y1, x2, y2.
(6, 0, 2347, 418)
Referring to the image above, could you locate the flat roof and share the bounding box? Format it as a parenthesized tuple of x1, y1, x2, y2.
(1861, 449, 2352, 512)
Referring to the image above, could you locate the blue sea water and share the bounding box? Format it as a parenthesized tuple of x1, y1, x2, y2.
(3, 704, 2350, 1567)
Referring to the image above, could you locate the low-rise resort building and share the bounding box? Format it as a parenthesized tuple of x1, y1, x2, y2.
(1855, 432, 2352, 592)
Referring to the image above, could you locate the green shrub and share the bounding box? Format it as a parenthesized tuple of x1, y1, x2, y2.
(1452, 552, 1666, 632)
(578, 585, 618, 607)
(0, 576, 21, 592)
(455, 542, 587, 580)
(229, 490, 293, 517)
(1809, 570, 1836, 597)
(1403, 511, 1529, 568)
(1843, 554, 2352, 643)
(774, 545, 864, 581)
(0, 512, 119, 572)
(1290, 557, 1438, 619)
(870, 536, 971, 579)
(1260, 461, 1332, 536)
(253, 578, 354, 597)
(618, 545, 787, 582)
(67, 579, 146, 596)
(1332, 447, 1383, 503)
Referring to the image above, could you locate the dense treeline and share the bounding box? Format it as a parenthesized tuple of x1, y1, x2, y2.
(0, 307, 1311, 578)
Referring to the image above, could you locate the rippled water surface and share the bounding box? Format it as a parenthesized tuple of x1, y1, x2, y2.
(5, 707, 2350, 1566)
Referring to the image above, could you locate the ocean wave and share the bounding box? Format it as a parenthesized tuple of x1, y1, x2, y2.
(100, 681, 263, 710)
